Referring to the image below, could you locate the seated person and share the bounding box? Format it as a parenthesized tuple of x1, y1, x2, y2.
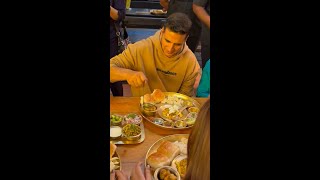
(196, 59, 210, 97)
(110, 12, 201, 97)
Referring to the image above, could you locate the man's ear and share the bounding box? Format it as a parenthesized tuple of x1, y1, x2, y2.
(161, 27, 165, 34)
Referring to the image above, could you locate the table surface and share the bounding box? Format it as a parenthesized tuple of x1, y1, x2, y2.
(110, 96, 209, 177)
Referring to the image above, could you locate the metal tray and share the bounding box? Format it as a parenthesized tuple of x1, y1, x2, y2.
(110, 113, 146, 145)
(140, 92, 200, 130)
(144, 134, 189, 175)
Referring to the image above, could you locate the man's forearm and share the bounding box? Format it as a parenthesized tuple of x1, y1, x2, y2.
(110, 66, 133, 83)
(160, 0, 169, 11)
(193, 4, 210, 28)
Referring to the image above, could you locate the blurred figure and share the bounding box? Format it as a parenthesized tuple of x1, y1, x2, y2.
(160, 0, 202, 53)
(196, 59, 210, 97)
(185, 98, 210, 179)
(110, 0, 126, 96)
(193, 0, 210, 68)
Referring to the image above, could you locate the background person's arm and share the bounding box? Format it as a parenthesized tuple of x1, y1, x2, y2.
(160, 0, 169, 11)
(110, 6, 119, 20)
(192, 3, 210, 28)
(110, 0, 126, 21)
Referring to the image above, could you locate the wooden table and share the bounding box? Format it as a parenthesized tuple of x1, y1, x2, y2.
(110, 96, 209, 177)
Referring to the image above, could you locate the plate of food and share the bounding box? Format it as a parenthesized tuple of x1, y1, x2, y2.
(110, 113, 145, 144)
(150, 9, 167, 15)
(157, 104, 188, 122)
(171, 155, 187, 179)
(140, 89, 200, 130)
(145, 134, 188, 179)
(110, 142, 121, 172)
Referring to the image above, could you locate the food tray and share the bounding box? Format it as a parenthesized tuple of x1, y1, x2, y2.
(144, 134, 189, 176)
(150, 9, 167, 15)
(140, 92, 200, 130)
(110, 113, 145, 145)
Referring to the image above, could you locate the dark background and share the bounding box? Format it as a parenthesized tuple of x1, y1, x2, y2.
(1, 0, 318, 179)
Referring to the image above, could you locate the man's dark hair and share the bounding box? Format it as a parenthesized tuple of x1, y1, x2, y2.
(163, 12, 192, 35)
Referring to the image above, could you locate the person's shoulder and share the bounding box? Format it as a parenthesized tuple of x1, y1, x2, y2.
(183, 49, 197, 60)
(205, 59, 210, 67)
(127, 37, 152, 52)
(135, 32, 158, 47)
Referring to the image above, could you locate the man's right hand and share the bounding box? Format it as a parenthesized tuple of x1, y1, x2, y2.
(127, 71, 148, 88)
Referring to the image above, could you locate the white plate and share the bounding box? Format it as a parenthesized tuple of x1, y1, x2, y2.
(145, 134, 189, 177)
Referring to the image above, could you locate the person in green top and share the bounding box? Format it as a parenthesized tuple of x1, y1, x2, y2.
(196, 59, 210, 97)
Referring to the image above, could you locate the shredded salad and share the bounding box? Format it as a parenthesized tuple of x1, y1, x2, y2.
(124, 113, 141, 125)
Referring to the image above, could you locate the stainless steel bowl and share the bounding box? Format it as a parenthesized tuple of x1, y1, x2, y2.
(110, 114, 124, 126)
(122, 124, 142, 141)
(153, 166, 181, 180)
(140, 103, 157, 117)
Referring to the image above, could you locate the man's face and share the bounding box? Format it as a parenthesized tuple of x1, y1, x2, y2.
(160, 28, 187, 58)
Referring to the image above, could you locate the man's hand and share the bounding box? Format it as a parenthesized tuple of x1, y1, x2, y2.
(127, 71, 148, 88)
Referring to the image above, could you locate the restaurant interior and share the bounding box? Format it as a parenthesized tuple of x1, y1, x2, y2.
(110, 0, 210, 179)
(113, 0, 203, 96)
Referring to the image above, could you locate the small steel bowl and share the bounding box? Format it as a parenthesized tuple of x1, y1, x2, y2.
(122, 124, 142, 141)
(110, 126, 122, 139)
(123, 113, 142, 125)
(154, 166, 181, 180)
(163, 120, 173, 127)
(153, 118, 164, 125)
(141, 103, 158, 117)
(110, 114, 124, 126)
(185, 112, 198, 126)
(187, 106, 200, 113)
(174, 120, 187, 128)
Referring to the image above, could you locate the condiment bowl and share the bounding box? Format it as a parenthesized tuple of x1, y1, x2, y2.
(154, 166, 181, 180)
(110, 126, 122, 139)
(187, 106, 199, 113)
(122, 124, 142, 141)
(110, 114, 124, 126)
(141, 103, 158, 117)
(123, 113, 142, 125)
(174, 120, 187, 128)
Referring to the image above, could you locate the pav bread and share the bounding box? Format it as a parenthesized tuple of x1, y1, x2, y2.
(144, 94, 155, 104)
(147, 141, 180, 169)
(143, 89, 165, 104)
(151, 89, 165, 103)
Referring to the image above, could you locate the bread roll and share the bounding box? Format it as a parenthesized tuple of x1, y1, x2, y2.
(110, 142, 117, 159)
(151, 89, 165, 103)
(144, 94, 155, 104)
(147, 141, 180, 169)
